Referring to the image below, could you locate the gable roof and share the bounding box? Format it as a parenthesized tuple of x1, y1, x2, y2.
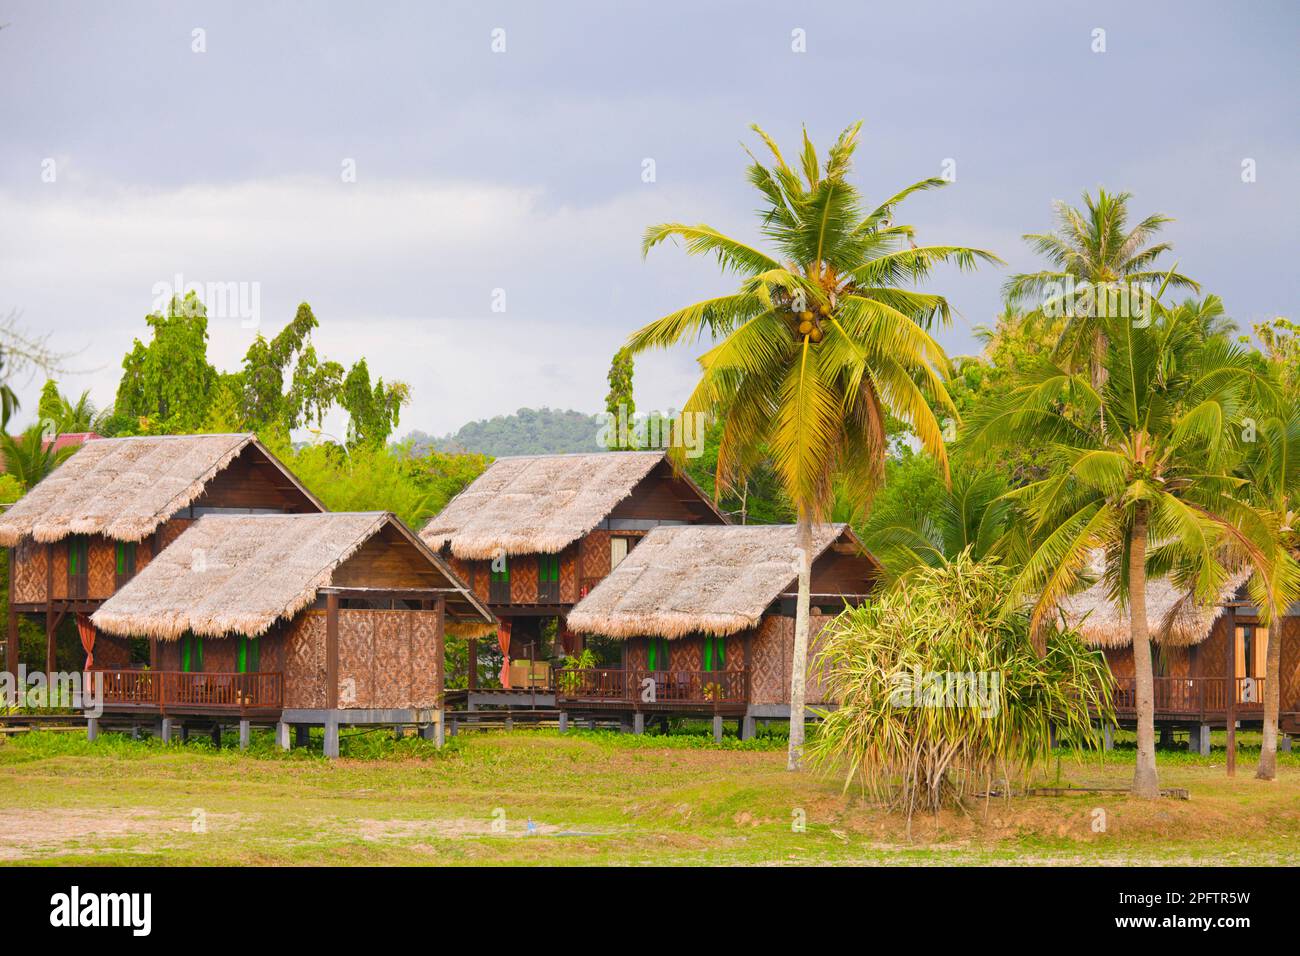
(566, 523, 874, 639)
(0, 433, 322, 546)
(1055, 554, 1252, 648)
(420, 451, 719, 560)
(92, 512, 494, 640)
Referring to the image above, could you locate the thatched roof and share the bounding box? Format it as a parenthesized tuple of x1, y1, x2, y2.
(1056, 556, 1251, 648)
(566, 523, 865, 639)
(0, 433, 320, 546)
(92, 512, 494, 640)
(421, 451, 706, 559)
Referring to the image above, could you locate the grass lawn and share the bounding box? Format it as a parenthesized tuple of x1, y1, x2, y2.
(2, 725, 1298, 866)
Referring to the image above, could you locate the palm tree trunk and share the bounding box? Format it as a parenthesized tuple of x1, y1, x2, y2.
(1257, 615, 1282, 780)
(1129, 503, 1160, 798)
(787, 511, 813, 771)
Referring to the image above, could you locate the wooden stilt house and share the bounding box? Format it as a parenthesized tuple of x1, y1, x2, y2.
(0, 434, 323, 677)
(419, 451, 725, 708)
(561, 523, 881, 739)
(1056, 560, 1300, 751)
(90, 511, 494, 755)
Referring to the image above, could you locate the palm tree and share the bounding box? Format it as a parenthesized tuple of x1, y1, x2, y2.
(0, 424, 76, 490)
(1241, 407, 1300, 780)
(1005, 189, 1199, 394)
(860, 465, 1028, 584)
(627, 122, 1001, 769)
(968, 304, 1287, 797)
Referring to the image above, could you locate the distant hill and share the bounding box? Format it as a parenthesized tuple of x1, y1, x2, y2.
(404, 407, 607, 458)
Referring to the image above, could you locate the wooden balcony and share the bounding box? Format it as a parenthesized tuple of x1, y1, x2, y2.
(96, 669, 283, 717)
(555, 667, 748, 714)
(1110, 676, 1266, 724)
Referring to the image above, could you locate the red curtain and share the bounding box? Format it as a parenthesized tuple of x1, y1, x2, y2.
(497, 620, 512, 688)
(76, 614, 96, 669)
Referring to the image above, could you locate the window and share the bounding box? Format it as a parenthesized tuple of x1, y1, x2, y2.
(67, 536, 89, 599)
(237, 636, 260, 673)
(703, 636, 726, 672)
(610, 537, 630, 569)
(646, 637, 670, 671)
(115, 541, 137, 585)
(489, 555, 511, 603)
(538, 553, 560, 603)
(180, 634, 204, 673)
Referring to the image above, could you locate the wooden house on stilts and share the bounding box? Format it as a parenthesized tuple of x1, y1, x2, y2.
(90, 512, 494, 755)
(562, 523, 881, 740)
(419, 451, 725, 709)
(0, 434, 323, 678)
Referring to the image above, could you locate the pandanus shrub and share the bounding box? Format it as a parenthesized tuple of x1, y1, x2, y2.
(806, 552, 1112, 822)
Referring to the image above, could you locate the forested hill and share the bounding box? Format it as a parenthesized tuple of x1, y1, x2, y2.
(404, 407, 606, 457)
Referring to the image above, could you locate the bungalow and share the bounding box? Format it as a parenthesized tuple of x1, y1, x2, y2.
(561, 523, 881, 740)
(90, 511, 494, 756)
(1057, 562, 1300, 753)
(0, 433, 323, 677)
(419, 451, 725, 706)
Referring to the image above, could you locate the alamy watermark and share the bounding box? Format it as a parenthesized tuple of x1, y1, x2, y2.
(1, 667, 103, 718)
(597, 404, 706, 458)
(889, 667, 1002, 718)
(151, 273, 261, 329)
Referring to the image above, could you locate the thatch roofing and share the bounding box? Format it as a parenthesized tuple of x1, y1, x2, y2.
(421, 451, 705, 559)
(0, 433, 320, 546)
(92, 512, 494, 640)
(566, 523, 864, 639)
(1056, 556, 1251, 648)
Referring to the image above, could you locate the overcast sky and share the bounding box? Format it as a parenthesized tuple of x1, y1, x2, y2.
(1, 0, 1296, 440)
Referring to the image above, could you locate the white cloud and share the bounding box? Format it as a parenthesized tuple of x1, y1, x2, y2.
(0, 176, 731, 436)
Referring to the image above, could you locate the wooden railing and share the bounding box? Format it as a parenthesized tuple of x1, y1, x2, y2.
(1111, 676, 1265, 718)
(97, 670, 283, 713)
(555, 668, 748, 706)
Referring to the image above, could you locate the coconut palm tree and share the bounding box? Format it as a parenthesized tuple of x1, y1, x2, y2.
(1241, 407, 1300, 780)
(627, 122, 1001, 770)
(967, 302, 1287, 797)
(1005, 189, 1199, 395)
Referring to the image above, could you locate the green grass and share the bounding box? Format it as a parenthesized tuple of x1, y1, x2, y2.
(1, 727, 1297, 865)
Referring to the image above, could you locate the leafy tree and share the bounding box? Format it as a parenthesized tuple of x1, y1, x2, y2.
(408, 408, 607, 457)
(340, 359, 410, 448)
(627, 121, 999, 770)
(968, 304, 1289, 798)
(34, 381, 107, 433)
(239, 303, 344, 434)
(114, 292, 219, 432)
(604, 347, 637, 450)
(1254, 316, 1300, 398)
(1005, 189, 1198, 394)
(684, 419, 793, 524)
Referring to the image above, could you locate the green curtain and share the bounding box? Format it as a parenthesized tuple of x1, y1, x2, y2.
(704, 637, 725, 671)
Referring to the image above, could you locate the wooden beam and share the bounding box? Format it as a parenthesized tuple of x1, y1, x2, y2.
(45, 544, 55, 677)
(326, 592, 339, 710)
(6, 546, 15, 677)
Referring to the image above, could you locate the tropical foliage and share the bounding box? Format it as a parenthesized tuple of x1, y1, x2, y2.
(808, 554, 1111, 824)
(628, 121, 1000, 770)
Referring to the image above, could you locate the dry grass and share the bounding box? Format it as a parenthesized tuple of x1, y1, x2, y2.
(0, 729, 1296, 866)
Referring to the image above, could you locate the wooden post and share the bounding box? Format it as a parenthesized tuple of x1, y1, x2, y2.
(326, 592, 339, 710)
(6, 546, 15, 676)
(434, 595, 445, 709)
(743, 632, 753, 705)
(45, 544, 55, 677)
(1226, 606, 1237, 777)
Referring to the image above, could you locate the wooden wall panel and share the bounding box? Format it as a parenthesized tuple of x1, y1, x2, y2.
(749, 614, 835, 706)
(204, 638, 237, 673)
(92, 632, 131, 668)
(88, 536, 115, 599)
(12, 539, 48, 603)
(409, 610, 442, 708)
(578, 530, 611, 590)
(559, 545, 578, 604)
(51, 544, 68, 600)
(1199, 617, 1230, 680)
(284, 612, 327, 709)
(1281, 617, 1300, 713)
(511, 554, 538, 604)
(337, 610, 376, 708)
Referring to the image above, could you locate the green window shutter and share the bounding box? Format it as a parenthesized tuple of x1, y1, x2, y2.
(237, 637, 247, 673)
(194, 636, 204, 672)
(115, 542, 124, 575)
(181, 635, 191, 673)
(704, 637, 724, 671)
